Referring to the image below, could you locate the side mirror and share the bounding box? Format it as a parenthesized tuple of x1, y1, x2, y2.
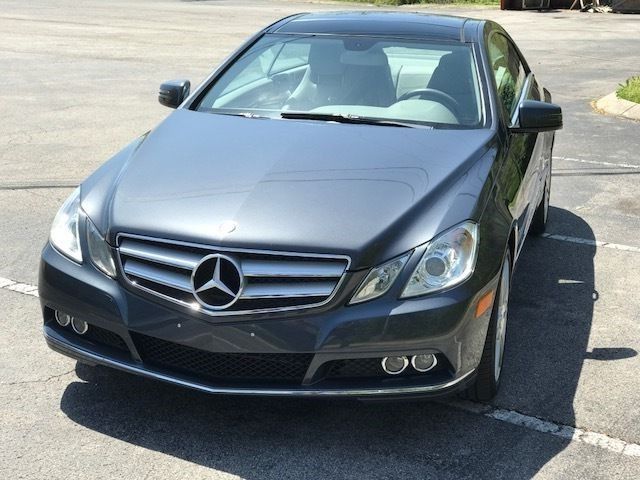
(512, 100, 562, 133)
(158, 80, 190, 108)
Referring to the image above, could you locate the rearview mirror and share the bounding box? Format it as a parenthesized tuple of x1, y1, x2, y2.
(158, 80, 190, 109)
(512, 100, 562, 133)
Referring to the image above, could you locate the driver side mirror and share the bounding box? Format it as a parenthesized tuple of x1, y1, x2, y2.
(511, 100, 563, 133)
(158, 79, 190, 109)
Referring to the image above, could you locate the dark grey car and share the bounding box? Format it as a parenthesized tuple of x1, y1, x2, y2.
(40, 12, 562, 400)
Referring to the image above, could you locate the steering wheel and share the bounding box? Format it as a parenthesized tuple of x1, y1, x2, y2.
(396, 88, 461, 117)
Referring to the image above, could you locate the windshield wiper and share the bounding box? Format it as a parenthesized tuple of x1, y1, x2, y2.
(214, 111, 268, 119)
(280, 112, 416, 128)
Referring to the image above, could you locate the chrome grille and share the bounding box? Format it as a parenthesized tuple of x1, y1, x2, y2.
(117, 234, 350, 315)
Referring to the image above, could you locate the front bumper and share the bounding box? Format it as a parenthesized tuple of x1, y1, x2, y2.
(39, 242, 498, 398)
(44, 327, 476, 397)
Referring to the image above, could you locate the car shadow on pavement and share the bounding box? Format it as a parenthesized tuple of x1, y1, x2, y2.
(59, 207, 613, 479)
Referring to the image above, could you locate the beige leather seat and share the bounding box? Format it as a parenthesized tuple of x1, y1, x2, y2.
(427, 51, 479, 124)
(285, 42, 396, 111)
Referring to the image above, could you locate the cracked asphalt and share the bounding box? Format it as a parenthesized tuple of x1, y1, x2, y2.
(1, 1, 640, 479)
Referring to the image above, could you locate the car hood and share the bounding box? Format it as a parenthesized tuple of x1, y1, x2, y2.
(83, 109, 495, 269)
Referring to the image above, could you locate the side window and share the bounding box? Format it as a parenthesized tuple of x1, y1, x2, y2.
(213, 42, 309, 103)
(488, 33, 527, 117)
(270, 42, 310, 74)
(217, 44, 279, 97)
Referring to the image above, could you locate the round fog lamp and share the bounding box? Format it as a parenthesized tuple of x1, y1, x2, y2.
(71, 318, 89, 335)
(381, 356, 409, 375)
(54, 311, 72, 327)
(412, 354, 437, 373)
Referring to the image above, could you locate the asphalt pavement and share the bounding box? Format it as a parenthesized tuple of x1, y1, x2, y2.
(1, 1, 639, 479)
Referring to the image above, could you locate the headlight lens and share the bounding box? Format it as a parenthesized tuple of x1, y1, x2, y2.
(401, 221, 479, 298)
(349, 254, 409, 305)
(87, 218, 116, 277)
(50, 187, 82, 263)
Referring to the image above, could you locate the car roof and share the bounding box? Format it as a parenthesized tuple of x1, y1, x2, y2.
(269, 11, 482, 42)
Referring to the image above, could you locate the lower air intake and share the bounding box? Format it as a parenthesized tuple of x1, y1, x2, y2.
(131, 332, 313, 385)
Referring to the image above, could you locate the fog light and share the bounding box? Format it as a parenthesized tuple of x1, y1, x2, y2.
(54, 311, 72, 327)
(381, 356, 408, 375)
(71, 318, 89, 335)
(411, 354, 437, 373)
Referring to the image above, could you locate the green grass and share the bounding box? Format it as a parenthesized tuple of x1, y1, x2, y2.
(617, 77, 640, 104)
(332, 0, 499, 5)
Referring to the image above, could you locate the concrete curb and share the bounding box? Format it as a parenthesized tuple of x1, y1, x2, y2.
(594, 92, 640, 121)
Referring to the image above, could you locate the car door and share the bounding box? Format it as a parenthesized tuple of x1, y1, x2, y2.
(487, 31, 544, 259)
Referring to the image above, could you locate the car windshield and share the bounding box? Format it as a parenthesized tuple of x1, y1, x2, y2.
(196, 34, 483, 128)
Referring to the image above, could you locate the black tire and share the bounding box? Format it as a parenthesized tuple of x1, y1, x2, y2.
(464, 250, 511, 402)
(530, 160, 552, 236)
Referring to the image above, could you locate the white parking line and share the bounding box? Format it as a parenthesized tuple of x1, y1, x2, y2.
(0, 276, 39, 296)
(446, 399, 640, 457)
(2, 273, 639, 457)
(554, 156, 640, 170)
(541, 233, 640, 254)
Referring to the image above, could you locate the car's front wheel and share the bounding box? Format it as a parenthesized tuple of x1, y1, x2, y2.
(464, 250, 511, 401)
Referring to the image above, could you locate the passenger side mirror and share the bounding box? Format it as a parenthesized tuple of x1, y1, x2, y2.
(511, 100, 563, 133)
(158, 80, 190, 108)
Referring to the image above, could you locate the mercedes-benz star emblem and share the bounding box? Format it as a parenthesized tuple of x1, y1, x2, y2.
(191, 254, 243, 310)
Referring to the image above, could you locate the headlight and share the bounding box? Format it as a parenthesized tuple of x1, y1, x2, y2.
(401, 221, 479, 298)
(349, 254, 409, 305)
(50, 187, 82, 263)
(87, 218, 116, 277)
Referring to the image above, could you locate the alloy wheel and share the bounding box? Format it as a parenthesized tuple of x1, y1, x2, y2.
(494, 258, 510, 382)
(543, 176, 550, 225)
